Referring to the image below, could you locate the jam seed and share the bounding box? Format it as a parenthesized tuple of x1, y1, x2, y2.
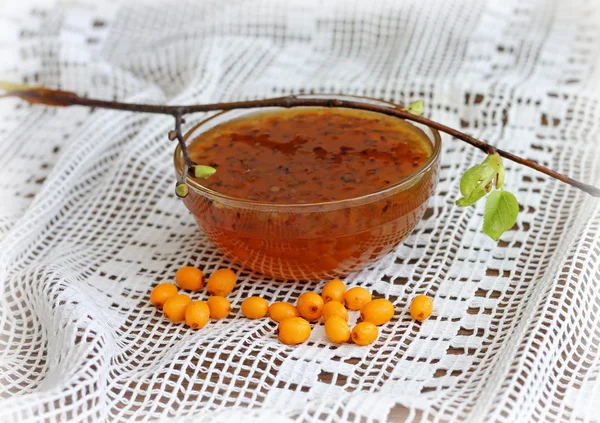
(341, 173, 356, 183)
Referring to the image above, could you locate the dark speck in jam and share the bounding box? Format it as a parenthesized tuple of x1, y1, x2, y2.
(188, 108, 432, 203)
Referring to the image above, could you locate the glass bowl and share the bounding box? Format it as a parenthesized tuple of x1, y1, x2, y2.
(174, 95, 441, 281)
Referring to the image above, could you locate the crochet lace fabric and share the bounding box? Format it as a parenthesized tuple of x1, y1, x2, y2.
(1, 1, 599, 421)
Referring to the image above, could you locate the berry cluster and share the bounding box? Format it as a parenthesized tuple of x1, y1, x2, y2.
(150, 268, 433, 346)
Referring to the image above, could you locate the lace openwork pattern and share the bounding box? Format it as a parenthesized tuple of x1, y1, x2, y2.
(0, 1, 599, 422)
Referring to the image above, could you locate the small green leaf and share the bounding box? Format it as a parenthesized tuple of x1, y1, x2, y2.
(459, 165, 485, 196)
(456, 153, 506, 207)
(482, 153, 505, 189)
(193, 165, 216, 179)
(456, 185, 488, 207)
(407, 100, 424, 116)
(456, 165, 496, 206)
(175, 183, 189, 198)
(483, 190, 519, 241)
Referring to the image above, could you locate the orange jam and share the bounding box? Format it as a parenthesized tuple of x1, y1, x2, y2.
(182, 107, 438, 280)
(189, 108, 431, 202)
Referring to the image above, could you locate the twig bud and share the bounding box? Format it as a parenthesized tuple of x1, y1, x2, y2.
(193, 165, 217, 179)
(407, 100, 424, 116)
(175, 183, 189, 198)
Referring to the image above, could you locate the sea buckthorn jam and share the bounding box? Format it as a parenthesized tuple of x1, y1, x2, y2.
(182, 107, 439, 280)
(189, 108, 431, 202)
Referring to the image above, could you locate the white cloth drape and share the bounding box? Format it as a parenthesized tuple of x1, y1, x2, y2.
(1, 1, 599, 422)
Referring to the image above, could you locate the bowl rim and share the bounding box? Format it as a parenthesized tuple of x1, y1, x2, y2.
(173, 94, 441, 211)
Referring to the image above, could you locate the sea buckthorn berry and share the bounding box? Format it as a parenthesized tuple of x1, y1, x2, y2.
(297, 292, 324, 321)
(410, 295, 433, 321)
(321, 279, 346, 303)
(175, 266, 205, 291)
(150, 283, 178, 309)
(278, 317, 311, 345)
(163, 294, 192, 323)
(360, 298, 395, 326)
(321, 300, 348, 321)
(185, 300, 210, 329)
(344, 287, 372, 311)
(268, 302, 300, 323)
(207, 296, 232, 319)
(242, 296, 269, 319)
(351, 322, 378, 346)
(207, 268, 237, 297)
(325, 315, 351, 344)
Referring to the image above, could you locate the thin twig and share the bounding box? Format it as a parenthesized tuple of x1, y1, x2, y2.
(173, 110, 191, 194)
(3, 87, 600, 197)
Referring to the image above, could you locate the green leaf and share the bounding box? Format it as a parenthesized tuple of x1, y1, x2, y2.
(456, 164, 496, 206)
(459, 165, 488, 196)
(483, 190, 519, 241)
(456, 185, 488, 207)
(456, 153, 507, 207)
(407, 100, 424, 116)
(193, 165, 217, 179)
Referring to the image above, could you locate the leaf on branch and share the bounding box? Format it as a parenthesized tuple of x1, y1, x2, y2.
(456, 164, 495, 206)
(456, 184, 488, 207)
(483, 190, 519, 241)
(481, 153, 504, 189)
(0, 81, 80, 106)
(193, 165, 217, 179)
(456, 153, 506, 207)
(407, 100, 424, 116)
(459, 165, 489, 196)
(455, 153, 519, 241)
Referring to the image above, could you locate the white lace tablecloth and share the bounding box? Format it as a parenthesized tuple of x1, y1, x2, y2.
(1, 1, 599, 422)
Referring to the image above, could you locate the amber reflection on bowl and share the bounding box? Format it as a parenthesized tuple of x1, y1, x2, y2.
(174, 96, 441, 281)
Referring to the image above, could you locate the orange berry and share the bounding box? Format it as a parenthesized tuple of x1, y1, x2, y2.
(150, 283, 178, 309)
(324, 315, 351, 344)
(360, 298, 395, 325)
(241, 296, 269, 319)
(185, 300, 210, 329)
(207, 296, 232, 319)
(175, 266, 205, 291)
(163, 294, 192, 323)
(296, 292, 324, 321)
(321, 279, 346, 303)
(268, 302, 300, 323)
(351, 322, 378, 346)
(321, 300, 348, 321)
(207, 268, 237, 297)
(278, 317, 311, 345)
(410, 295, 433, 321)
(344, 287, 372, 311)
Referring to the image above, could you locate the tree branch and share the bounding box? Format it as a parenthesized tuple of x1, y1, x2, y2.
(2, 85, 599, 197)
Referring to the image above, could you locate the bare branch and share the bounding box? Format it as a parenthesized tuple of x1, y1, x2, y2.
(2, 84, 599, 197)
